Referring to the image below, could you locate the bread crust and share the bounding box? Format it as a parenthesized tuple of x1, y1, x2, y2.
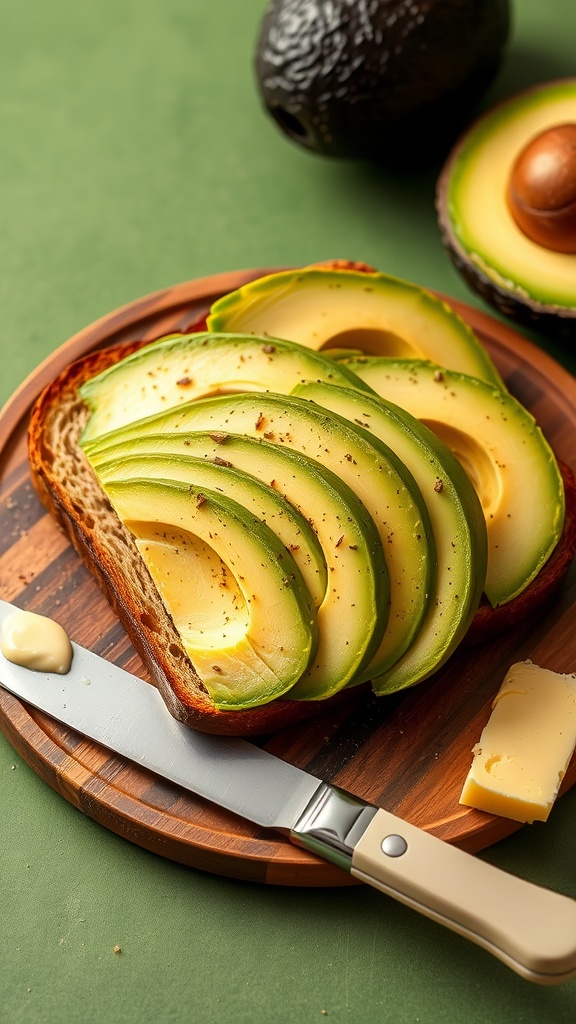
(28, 339, 361, 735)
(27, 281, 576, 735)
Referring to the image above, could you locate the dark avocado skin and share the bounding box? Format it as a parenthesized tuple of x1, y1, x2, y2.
(436, 209, 576, 341)
(255, 0, 510, 163)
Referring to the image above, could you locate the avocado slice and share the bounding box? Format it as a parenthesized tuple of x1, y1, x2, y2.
(342, 357, 565, 607)
(292, 380, 488, 693)
(437, 79, 576, 335)
(103, 478, 317, 710)
(206, 268, 503, 386)
(96, 451, 328, 612)
(84, 391, 436, 687)
(89, 431, 388, 699)
(79, 332, 368, 443)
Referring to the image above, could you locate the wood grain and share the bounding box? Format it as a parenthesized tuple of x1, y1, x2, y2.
(1, 268, 575, 885)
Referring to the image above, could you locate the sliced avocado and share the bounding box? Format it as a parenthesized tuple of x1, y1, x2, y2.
(206, 268, 503, 386)
(84, 391, 436, 688)
(342, 358, 565, 607)
(437, 79, 576, 335)
(80, 332, 368, 443)
(96, 451, 328, 612)
(89, 431, 387, 698)
(103, 477, 317, 710)
(292, 380, 487, 693)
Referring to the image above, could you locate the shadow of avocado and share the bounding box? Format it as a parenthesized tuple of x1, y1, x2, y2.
(483, 43, 575, 106)
(320, 156, 442, 251)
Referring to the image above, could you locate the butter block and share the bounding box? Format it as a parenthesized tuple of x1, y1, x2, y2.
(460, 661, 576, 823)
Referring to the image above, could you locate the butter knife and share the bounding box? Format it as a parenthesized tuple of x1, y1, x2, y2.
(1, 598, 575, 985)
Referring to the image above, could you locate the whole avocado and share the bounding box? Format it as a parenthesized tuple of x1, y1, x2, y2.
(255, 0, 511, 162)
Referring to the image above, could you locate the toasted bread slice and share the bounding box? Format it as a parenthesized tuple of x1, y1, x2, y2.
(27, 254, 576, 735)
(28, 339, 368, 735)
(28, 333, 576, 734)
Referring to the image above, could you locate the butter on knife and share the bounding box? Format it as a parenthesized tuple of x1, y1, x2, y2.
(0, 607, 73, 675)
(460, 661, 576, 823)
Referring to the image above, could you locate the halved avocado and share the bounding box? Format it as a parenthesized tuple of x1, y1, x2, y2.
(96, 451, 328, 611)
(292, 380, 487, 693)
(206, 267, 503, 386)
(84, 391, 436, 688)
(437, 79, 576, 335)
(89, 431, 387, 699)
(79, 332, 368, 443)
(103, 478, 317, 710)
(342, 357, 565, 607)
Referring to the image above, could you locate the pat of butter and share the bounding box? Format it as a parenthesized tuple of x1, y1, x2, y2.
(460, 661, 576, 823)
(0, 608, 73, 675)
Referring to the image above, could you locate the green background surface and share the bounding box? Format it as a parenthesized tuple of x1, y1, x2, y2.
(1, 2, 575, 1022)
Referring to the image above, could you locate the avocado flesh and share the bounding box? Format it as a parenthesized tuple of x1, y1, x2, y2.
(89, 431, 387, 699)
(343, 358, 565, 607)
(441, 80, 576, 311)
(79, 332, 369, 443)
(206, 268, 503, 387)
(103, 478, 317, 709)
(96, 452, 328, 612)
(292, 380, 488, 693)
(84, 391, 436, 688)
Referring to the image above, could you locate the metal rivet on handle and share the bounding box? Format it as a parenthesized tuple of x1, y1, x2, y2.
(381, 834, 408, 858)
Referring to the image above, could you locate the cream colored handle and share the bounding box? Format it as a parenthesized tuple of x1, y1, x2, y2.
(351, 808, 576, 984)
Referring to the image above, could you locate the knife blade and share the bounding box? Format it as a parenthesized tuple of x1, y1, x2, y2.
(1, 598, 575, 985)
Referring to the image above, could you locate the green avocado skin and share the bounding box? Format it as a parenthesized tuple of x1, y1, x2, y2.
(255, 0, 510, 161)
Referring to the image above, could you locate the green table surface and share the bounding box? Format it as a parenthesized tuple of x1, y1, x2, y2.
(1, 2, 575, 1022)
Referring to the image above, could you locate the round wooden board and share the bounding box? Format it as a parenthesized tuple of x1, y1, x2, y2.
(1, 268, 576, 886)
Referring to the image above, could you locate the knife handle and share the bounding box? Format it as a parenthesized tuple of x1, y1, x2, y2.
(351, 807, 576, 985)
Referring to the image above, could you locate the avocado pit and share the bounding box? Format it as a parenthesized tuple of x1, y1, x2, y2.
(507, 123, 576, 253)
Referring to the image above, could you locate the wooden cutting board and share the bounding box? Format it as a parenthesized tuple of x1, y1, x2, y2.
(1, 268, 576, 887)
